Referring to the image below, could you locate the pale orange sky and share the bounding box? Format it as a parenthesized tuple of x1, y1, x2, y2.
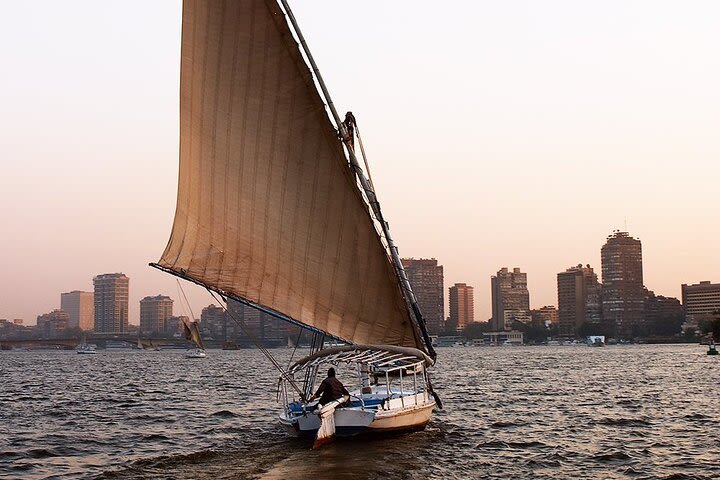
(1, 1, 718, 325)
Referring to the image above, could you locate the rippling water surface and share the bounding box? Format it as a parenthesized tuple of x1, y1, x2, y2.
(1, 345, 718, 479)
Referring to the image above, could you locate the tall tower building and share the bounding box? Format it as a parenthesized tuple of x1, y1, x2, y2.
(93, 273, 129, 334)
(491, 267, 530, 331)
(60, 290, 95, 331)
(601, 231, 644, 337)
(557, 264, 602, 337)
(139, 295, 174, 335)
(448, 283, 474, 331)
(401, 258, 444, 335)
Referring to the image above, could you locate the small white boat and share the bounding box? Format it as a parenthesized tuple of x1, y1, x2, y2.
(279, 345, 438, 447)
(185, 348, 207, 358)
(76, 344, 97, 355)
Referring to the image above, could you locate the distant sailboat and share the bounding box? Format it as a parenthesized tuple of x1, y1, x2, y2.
(151, 0, 439, 446)
(180, 316, 207, 358)
(185, 348, 207, 358)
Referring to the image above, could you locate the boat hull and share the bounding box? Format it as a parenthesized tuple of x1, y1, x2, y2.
(367, 401, 435, 432)
(280, 408, 378, 438)
(279, 399, 435, 438)
(185, 349, 207, 358)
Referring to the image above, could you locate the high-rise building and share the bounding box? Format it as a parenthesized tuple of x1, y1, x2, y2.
(491, 267, 530, 331)
(601, 231, 644, 337)
(557, 264, 602, 337)
(201, 304, 228, 340)
(37, 309, 69, 336)
(139, 295, 174, 335)
(401, 258, 444, 335)
(448, 283, 474, 331)
(531, 306, 559, 327)
(60, 291, 94, 331)
(681, 281, 720, 323)
(93, 273, 129, 334)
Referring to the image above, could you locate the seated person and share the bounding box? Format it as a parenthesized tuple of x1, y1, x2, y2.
(309, 367, 348, 406)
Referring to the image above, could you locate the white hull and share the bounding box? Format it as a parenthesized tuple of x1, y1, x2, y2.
(279, 387, 435, 438)
(185, 349, 207, 358)
(368, 401, 435, 431)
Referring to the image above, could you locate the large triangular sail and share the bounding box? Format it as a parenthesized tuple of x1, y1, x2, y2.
(154, 0, 426, 350)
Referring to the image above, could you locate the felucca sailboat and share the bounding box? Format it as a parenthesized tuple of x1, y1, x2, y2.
(151, 0, 440, 446)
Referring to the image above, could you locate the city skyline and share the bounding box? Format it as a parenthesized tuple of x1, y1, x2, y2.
(1, 230, 717, 326)
(1, 1, 719, 324)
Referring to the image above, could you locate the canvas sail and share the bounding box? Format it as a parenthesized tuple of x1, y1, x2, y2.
(181, 317, 205, 350)
(155, 0, 423, 350)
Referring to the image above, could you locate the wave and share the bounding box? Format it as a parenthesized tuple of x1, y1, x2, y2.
(0, 450, 20, 460)
(100, 449, 223, 478)
(476, 440, 509, 450)
(526, 458, 562, 468)
(490, 421, 518, 428)
(592, 451, 632, 462)
(596, 417, 651, 427)
(211, 410, 238, 418)
(26, 448, 60, 459)
(142, 434, 172, 442)
(660, 474, 705, 480)
(508, 441, 546, 448)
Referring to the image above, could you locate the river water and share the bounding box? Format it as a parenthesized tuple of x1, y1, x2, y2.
(1, 345, 718, 479)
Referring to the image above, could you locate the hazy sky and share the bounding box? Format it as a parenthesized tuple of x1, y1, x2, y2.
(1, 1, 718, 325)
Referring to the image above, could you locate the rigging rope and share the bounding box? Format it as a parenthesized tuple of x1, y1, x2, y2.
(176, 279, 197, 325)
(302, 331, 325, 399)
(286, 328, 304, 369)
(206, 289, 307, 401)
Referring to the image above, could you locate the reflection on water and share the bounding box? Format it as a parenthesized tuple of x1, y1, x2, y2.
(1, 345, 718, 479)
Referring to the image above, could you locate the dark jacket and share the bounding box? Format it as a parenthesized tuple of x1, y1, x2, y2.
(314, 377, 348, 405)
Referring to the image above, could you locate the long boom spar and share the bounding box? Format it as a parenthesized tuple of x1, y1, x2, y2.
(278, 0, 436, 360)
